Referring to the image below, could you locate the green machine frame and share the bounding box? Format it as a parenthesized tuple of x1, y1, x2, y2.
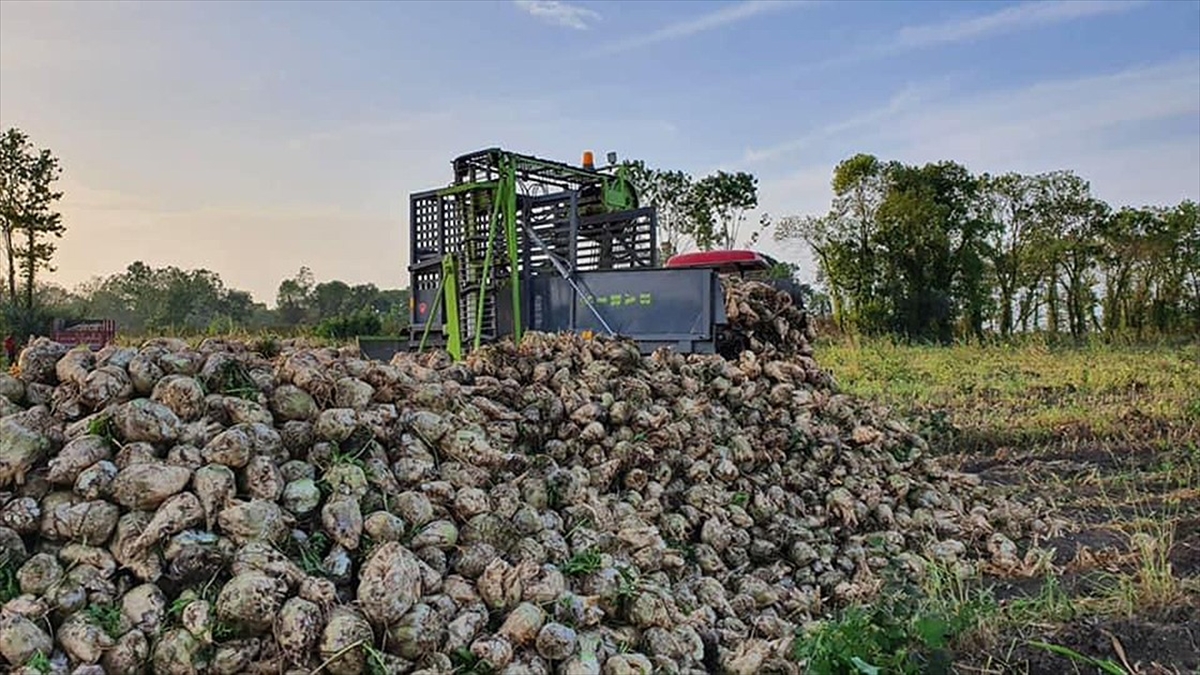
(407, 147, 652, 360)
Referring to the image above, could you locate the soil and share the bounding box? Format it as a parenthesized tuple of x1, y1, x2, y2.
(949, 441, 1200, 674)
(1170, 517, 1200, 578)
(967, 612, 1200, 675)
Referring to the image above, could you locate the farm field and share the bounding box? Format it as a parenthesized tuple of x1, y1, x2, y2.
(0, 328, 1198, 674)
(811, 337, 1200, 674)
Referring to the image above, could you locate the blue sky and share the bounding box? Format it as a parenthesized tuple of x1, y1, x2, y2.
(1, 0, 1197, 303)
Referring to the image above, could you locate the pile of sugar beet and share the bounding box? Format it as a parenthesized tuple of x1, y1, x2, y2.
(0, 280, 1060, 675)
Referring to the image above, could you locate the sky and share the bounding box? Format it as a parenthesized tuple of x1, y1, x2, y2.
(1, 0, 1198, 306)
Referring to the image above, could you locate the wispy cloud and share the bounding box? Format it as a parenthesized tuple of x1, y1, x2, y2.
(895, 0, 1148, 49)
(746, 55, 1199, 275)
(779, 0, 1149, 79)
(885, 57, 1200, 155)
(593, 0, 807, 56)
(514, 0, 600, 30)
(729, 80, 954, 170)
(742, 55, 1200, 220)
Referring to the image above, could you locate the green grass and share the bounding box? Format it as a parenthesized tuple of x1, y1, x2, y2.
(799, 335, 1200, 674)
(814, 336, 1200, 453)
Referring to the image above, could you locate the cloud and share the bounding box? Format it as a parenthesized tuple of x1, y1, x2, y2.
(732, 56, 1200, 268)
(593, 0, 807, 56)
(514, 0, 600, 30)
(730, 80, 951, 170)
(880, 56, 1200, 171)
(285, 110, 457, 150)
(739, 56, 1200, 172)
(894, 0, 1148, 49)
(778, 0, 1149, 80)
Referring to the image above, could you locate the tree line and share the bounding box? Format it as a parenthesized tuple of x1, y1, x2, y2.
(3, 123, 1196, 345)
(774, 155, 1199, 342)
(628, 152, 1199, 343)
(17, 262, 410, 340)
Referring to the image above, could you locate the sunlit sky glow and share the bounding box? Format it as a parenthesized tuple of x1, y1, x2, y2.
(1, 0, 1197, 305)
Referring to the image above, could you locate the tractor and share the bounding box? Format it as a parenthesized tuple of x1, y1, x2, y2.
(356, 147, 804, 362)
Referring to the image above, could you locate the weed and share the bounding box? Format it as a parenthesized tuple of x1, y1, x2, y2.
(1086, 516, 1183, 617)
(561, 550, 603, 576)
(790, 572, 996, 675)
(212, 619, 237, 641)
(1001, 575, 1079, 627)
(1026, 640, 1129, 675)
(450, 646, 495, 674)
(167, 594, 193, 622)
(329, 437, 372, 469)
(252, 335, 282, 359)
(815, 338, 1200, 453)
(208, 359, 259, 400)
(86, 414, 118, 448)
(27, 651, 52, 674)
(85, 603, 125, 638)
(0, 553, 18, 603)
(363, 642, 389, 675)
(290, 531, 331, 576)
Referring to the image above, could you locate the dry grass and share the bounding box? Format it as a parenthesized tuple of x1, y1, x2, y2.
(809, 336, 1200, 674)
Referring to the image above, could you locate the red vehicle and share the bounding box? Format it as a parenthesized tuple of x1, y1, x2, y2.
(665, 249, 806, 306)
(51, 319, 117, 351)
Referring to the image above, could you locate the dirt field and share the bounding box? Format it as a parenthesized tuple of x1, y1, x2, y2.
(816, 338, 1200, 675)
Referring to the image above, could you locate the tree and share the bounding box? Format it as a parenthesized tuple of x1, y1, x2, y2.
(276, 266, 315, 324)
(688, 170, 758, 250)
(1095, 205, 1157, 336)
(623, 161, 759, 254)
(622, 160, 696, 257)
(71, 261, 271, 334)
(1166, 200, 1200, 332)
(774, 154, 891, 334)
(874, 159, 992, 342)
(1033, 171, 1107, 339)
(978, 172, 1040, 337)
(0, 127, 66, 313)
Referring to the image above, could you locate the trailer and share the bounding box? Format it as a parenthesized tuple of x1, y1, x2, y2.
(51, 318, 117, 351)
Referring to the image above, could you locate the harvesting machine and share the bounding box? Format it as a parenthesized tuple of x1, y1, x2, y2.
(359, 147, 802, 362)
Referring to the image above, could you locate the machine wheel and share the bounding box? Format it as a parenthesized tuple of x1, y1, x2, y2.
(716, 327, 749, 360)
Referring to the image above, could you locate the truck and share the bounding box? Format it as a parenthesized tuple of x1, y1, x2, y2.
(356, 147, 804, 363)
(50, 318, 118, 351)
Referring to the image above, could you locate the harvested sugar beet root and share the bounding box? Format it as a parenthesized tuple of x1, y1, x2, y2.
(0, 280, 1062, 674)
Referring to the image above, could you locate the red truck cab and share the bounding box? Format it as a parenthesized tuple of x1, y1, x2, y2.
(664, 249, 778, 276)
(665, 249, 805, 308)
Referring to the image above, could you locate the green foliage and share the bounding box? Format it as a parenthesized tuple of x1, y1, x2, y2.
(815, 336, 1199, 452)
(289, 531, 331, 577)
(84, 603, 126, 639)
(562, 550, 603, 576)
(621, 159, 759, 254)
(72, 260, 263, 334)
(207, 359, 260, 400)
(450, 646, 496, 675)
(688, 169, 759, 250)
(313, 308, 383, 340)
(27, 650, 52, 674)
(1, 300, 59, 342)
(0, 127, 66, 313)
(791, 580, 993, 675)
(87, 414, 118, 449)
(0, 552, 18, 603)
(776, 152, 1199, 343)
(8, 260, 411, 341)
(1025, 641, 1129, 675)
